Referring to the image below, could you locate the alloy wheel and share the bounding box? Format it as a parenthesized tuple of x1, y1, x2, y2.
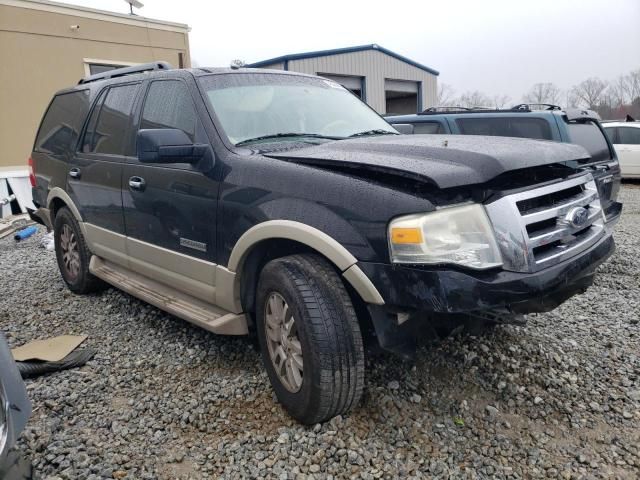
(264, 292, 304, 393)
(59, 224, 80, 280)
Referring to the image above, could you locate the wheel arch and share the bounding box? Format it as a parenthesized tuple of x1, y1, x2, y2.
(47, 187, 83, 224)
(226, 221, 384, 323)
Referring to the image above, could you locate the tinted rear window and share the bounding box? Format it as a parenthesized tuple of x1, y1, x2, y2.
(35, 90, 90, 155)
(456, 117, 552, 140)
(566, 120, 612, 162)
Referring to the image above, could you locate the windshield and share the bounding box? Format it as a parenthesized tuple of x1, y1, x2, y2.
(199, 73, 397, 145)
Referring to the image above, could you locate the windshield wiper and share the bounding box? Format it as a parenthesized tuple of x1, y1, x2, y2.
(235, 133, 343, 146)
(348, 129, 399, 138)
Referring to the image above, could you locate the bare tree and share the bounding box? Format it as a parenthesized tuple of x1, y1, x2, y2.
(626, 69, 640, 102)
(570, 77, 609, 109)
(436, 83, 456, 106)
(492, 94, 512, 109)
(458, 91, 492, 108)
(523, 82, 561, 105)
(609, 75, 630, 106)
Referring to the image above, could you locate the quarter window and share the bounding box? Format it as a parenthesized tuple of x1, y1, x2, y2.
(35, 90, 90, 155)
(413, 122, 444, 134)
(618, 127, 640, 145)
(140, 81, 198, 141)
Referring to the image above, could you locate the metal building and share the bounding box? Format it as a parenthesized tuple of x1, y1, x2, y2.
(248, 44, 439, 116)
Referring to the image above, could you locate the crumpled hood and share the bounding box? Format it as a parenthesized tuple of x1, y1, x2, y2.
(265, 134, 588, 189)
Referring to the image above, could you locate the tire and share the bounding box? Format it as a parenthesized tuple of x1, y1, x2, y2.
(256, 254, 365, 424)
(53, 207, 104, 294)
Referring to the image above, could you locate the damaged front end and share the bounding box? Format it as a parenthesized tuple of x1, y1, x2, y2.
(359, 172, 616, 358)
(0, 333, 32, 480)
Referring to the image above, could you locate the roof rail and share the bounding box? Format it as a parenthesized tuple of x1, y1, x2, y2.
(511, 103, 562, 111)
(78, 61, 173, 85)
(422, 106, 473, 113)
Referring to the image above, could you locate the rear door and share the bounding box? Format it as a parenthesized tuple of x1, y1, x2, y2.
(122, 78, 219, 302)
(615, 126, 640, 177)
(69, 82, 141, 266)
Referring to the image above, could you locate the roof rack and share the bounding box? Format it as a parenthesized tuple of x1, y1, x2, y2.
(511, 103, 562, 111)
(418, 103, 565, 116)
(78, 61, 173, 85)
(422, 106, 474, 113)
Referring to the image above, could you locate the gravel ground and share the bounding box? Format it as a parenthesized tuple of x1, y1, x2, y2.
(1, 184, 639, 480)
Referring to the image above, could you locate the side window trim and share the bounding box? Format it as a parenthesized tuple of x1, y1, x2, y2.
(78, 88, 106, 154)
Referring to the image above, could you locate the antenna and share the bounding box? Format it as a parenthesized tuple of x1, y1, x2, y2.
(124, 0, 144, 15)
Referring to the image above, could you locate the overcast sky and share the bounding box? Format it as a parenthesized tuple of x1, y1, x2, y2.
(72, 0, 639, 101)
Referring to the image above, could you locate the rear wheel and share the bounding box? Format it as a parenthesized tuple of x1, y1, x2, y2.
(256, 254, 365, 424)
(53, 207, 104, 294)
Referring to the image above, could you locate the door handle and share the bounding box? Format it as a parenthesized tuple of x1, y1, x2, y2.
(128, 176, 146, 191)
(69, 167, 81, 179)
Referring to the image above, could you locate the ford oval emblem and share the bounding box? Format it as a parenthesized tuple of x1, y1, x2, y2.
(566, 207, 589, 228)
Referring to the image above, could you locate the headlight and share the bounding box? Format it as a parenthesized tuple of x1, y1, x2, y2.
(388, 204, 503, 269)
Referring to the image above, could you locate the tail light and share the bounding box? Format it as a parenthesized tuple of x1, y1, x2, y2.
(28, 157, 36, 187)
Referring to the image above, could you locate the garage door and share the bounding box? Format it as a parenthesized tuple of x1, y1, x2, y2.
(318, 74, 363, 98)
(384, 79, 418, 94)
(385, 79, 419, 115)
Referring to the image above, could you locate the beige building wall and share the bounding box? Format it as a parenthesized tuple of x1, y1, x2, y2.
(0, 0, 191, 169)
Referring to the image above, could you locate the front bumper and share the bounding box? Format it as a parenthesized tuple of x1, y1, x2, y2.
(360, 233, 615, 316)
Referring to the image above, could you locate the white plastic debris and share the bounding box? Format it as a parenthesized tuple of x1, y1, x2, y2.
(40, 231, 54, 251)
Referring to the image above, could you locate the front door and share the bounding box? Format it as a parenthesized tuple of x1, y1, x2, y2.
(615, 126, 640, 177)
(69, 82, 141, 267)
(122, 78, 219, 302)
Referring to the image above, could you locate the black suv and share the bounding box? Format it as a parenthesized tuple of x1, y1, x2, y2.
(30, 63, 616, 423)
(387, 105, 623, 226)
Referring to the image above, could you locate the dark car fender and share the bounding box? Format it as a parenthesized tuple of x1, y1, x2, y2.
(0, 333, 32, 479)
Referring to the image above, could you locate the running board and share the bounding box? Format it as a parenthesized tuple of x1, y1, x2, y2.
(89, 256, 248, 335)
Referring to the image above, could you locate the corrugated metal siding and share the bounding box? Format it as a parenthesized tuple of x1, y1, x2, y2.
(287, 50, 437, 113)
(257, 62, 285, 70)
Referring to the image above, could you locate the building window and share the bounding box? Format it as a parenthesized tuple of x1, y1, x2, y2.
(88, 63, 127, 75)
(83, 58, 137, 77)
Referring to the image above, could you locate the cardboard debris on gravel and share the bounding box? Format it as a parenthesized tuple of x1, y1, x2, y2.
(11, 335, 88, 362)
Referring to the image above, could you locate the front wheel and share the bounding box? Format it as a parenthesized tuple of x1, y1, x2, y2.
(256, 254, 365, 424)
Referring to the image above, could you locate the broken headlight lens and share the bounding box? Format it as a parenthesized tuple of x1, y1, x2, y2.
(388, 204, 503, 269)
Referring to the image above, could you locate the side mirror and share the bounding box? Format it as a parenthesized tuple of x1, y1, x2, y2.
(137, 129, 208, 164)
(393, 124, 415, 135)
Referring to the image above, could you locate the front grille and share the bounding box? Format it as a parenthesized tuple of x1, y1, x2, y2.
(485, 174, 605, 273)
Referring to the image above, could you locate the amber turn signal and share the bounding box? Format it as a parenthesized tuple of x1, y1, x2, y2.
(390, 227, 423, 244)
